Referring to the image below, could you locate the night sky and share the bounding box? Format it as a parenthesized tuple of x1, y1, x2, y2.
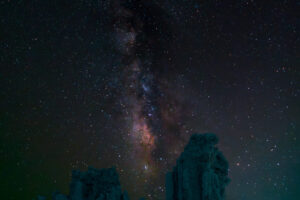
(0, 0, 299, 200)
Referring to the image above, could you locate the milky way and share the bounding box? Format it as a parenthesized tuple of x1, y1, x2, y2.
(111, 0, 186, 176)
(1, 0, 298, 200)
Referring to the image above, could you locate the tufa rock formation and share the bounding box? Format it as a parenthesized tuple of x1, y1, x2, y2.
(42, 167, 129, 200)
(38, 133, 229, 200)
(166, 133, 230, 200)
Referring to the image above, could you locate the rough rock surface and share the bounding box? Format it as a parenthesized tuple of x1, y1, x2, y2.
(166, 133, 230, 200)
(49, 167, 129, 200)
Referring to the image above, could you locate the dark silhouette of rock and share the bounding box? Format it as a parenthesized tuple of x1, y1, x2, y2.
(68, 167, 129, 200)
(39, 133, 229, 200)
(166, 133, 230, 200)
(52, 192, 68, 200)
(37, 196, 47, 200)
(41, 167, 129, 200)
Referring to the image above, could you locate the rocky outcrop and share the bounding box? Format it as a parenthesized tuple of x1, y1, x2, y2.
(44, 167, 129, 200)
(166, 133, 230, 200)
(39, 133, 229, 200)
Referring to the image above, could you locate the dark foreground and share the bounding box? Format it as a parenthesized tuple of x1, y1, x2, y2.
(38, 133, 229, 200)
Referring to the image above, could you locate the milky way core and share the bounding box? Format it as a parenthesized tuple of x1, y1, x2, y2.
(111, 0, 186, 181)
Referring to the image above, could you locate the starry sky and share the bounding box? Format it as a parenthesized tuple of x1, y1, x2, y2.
(0, 0, 299, 200)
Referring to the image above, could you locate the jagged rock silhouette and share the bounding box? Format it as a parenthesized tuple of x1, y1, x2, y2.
(38, 133, 229, 200)
(42, 167, 129, 200)
(166, 133, 230, 200)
